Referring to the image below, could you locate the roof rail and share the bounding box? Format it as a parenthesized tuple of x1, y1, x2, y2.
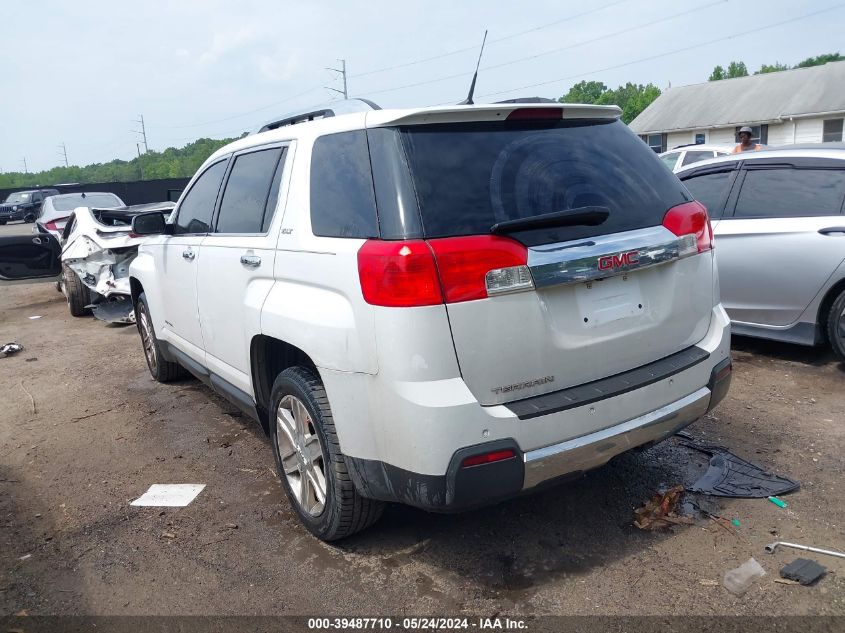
(257, 98, 381, 133)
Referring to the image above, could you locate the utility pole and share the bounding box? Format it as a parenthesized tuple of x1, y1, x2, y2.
(21, 157, 28, 173)
(326, 59, 348, 99)
(132, 115, 149, 153)
(58, 142, 69, 167)
(136, 143, 144, 180)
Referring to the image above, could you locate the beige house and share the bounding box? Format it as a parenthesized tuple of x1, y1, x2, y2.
(629, 60, 845, 152)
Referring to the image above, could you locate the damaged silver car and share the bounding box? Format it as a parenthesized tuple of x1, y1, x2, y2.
(59, 202, 175, 323)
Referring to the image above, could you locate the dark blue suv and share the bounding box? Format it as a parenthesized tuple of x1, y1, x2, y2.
(0, 189, 60, 224)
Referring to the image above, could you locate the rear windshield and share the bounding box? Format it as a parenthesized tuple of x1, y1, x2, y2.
(398, 119, 689, 244)
(52, 193, 124, 212)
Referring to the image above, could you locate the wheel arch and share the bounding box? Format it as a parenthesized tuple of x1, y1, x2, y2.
(250, 335, 318, 433)
(817, 276, 845, 344)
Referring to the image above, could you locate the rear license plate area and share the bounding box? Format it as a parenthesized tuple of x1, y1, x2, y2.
(576, 274, 645, 327)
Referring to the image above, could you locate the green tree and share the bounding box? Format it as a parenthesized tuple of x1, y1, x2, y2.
(559, 81, 661, 124)
(709, 61, 748, 81)
(795, 52, 843, 68)
(756, 62, 789, 74)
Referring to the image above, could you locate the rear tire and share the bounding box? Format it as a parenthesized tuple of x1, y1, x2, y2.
(826, 289, 845, 360)
(270, 366, 384, 541)
(62, 264, 90, 317)
(24, 213, 35, 223)
(136, 293, 184, 382)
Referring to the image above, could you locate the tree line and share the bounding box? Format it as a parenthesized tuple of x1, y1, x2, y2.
(2, 52, 841, 190)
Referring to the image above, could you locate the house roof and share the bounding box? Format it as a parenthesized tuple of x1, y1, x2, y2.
(629, 61, 845, 134)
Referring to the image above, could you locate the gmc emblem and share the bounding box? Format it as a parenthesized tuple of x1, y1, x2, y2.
(598, 251, 639, 271)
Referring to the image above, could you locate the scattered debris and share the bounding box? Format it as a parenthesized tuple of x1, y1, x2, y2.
(17, 554, 31, 561)
(90, 297, 135, 324)
(774, 578, 801, 586)
(768, 496, 788, 508)
(0, 342, 23, 358)
(19, 380, 36, 415)
(731, 518, 741, 528)
(27, 315, 42, 320)
(130, 483, 206, 507)
(681, 439, 799, 498)
(723, 557, 766, 596)
(698, 579, 720, 586)
(634, 485, 695, 530)
(765, 541, 845, 560)
(160, 532, 177, 540)
(225, 523, 239, 530)
(780, 558, 826, 586)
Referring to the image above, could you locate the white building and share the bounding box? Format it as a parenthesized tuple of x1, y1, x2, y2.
(629, 60, 845, 152)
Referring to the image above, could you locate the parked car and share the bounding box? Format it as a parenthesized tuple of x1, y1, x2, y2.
(1, 100, 732, 540)
(37, 191, 126, 239)
(677, 144, 845, 357)
(659, 145, 732, 173)
(59, 202, 175, 322)
(0, 188, 59, 224)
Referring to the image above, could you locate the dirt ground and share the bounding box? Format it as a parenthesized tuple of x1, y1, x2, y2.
(1, 233, 844, 616)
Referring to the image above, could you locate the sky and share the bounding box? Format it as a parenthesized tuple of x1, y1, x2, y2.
(2, 0, 843, 173)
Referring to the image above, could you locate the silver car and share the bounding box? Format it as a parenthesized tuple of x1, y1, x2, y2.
(37, 191, 126, 239)
(677, 145, 845, 358)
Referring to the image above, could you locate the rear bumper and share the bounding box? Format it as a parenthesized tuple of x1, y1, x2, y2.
(345, 350, 732, 512)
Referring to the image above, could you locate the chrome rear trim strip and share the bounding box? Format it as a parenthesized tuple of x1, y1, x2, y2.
(527, 225, 685, 288)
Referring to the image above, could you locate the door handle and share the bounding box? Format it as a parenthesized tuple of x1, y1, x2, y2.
(818, 227, 845, 235)
(240, 254, 261, 268)
(182, 249, 195, 261)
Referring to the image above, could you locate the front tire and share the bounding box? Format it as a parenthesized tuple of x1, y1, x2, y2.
(24, 213, 36, 223)
(136, 293, 184, 382)
(826, 289, 845, 360)
(270, 367, 383, 541)
(62, 264, 91, 317)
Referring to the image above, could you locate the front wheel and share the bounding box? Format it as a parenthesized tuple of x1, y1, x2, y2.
(0, 220, 6, 225)
(24, 213, 36, 223)
(826, 289, 845, 360)
(270, 367, 383, 541)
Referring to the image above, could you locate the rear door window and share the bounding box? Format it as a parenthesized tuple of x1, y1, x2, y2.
(216, 147, 284, 234)
(660, 152, 680, 170)
(734, 168, 845, 218)
(681, 170, 735, 218)
(398, 119, 689, 245)
(174, 159, 228, 234)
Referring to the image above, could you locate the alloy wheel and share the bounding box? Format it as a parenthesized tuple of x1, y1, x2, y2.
(276, 395, 327, 516)
(138, 308, 157, 373)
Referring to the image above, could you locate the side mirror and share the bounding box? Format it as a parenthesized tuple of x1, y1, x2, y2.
(131, 211, 168, 235)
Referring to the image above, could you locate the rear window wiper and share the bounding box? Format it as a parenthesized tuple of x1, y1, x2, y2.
(490, 206, 609, 234)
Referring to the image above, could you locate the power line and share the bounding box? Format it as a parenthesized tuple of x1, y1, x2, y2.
(478, 2, 845, 99)
(349, 0, 632, 80)
(163, 85, 325, 130)
(358, 0, 726, 98)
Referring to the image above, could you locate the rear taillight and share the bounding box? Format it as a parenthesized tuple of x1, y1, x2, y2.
(461, 448, 516, 468)
(357, 240, 443, 307)
(506, 107, 564, 121)
(43, 216, 69, 232)
(357, 235, 533, 307)
(662, 200, 712, 256)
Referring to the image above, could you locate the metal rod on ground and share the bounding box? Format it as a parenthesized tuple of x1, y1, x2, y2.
(765, 541, 845, 559)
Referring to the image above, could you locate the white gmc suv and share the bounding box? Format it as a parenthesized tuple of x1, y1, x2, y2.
(127, 100, 732, 540)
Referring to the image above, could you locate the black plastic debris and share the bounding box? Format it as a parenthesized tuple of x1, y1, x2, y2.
(0, 342, 23, 358)
(780, 558, 826, 586)
(680, 437, 799, 498)
(90, 297, 135, 324)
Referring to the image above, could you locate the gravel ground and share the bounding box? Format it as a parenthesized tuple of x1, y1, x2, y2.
(1, 249, 844, 616)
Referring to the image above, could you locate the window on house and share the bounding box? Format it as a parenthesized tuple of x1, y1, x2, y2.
(822, 119, 844, 143)
(643, 133, 666, 153)
(735, 124, 768, 145)
(695, 133, 706, 144)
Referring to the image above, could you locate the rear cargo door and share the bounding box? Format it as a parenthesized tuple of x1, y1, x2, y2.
(399, 117, 715, 406)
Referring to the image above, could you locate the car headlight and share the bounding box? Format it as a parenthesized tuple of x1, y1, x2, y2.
(12, 206, 18, 211)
